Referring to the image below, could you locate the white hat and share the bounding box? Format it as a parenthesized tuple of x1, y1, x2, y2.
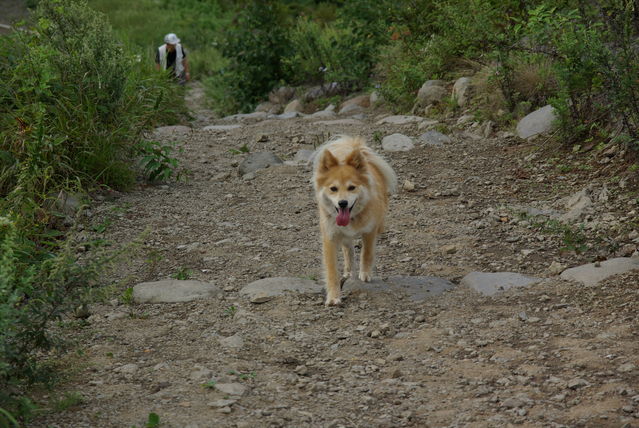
(164, 33, 180, 44)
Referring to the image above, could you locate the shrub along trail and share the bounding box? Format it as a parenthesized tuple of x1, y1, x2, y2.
(33, 86, 639, 428)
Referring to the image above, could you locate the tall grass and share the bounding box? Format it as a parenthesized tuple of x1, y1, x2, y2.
(88, 0, 231, 79)
(0, 0, 185, 422)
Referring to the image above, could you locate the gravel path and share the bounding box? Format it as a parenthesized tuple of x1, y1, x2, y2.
(32, 85, 639, 428)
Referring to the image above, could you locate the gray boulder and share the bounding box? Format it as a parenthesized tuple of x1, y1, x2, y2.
(203, 124, 242, 131)
(370, 91, 383, 105)
(303, 82, 345, 102)
(461, 272, 543, 296)
(418, 130, 451, 146)
(268, 86, 295, 104)
(338, 104, 365, 115)
(293, 149, 315, 164)
(153, 125, 191, 138)
(382, 134, 415, 152)
(52, 190, 85, 216)
(315, 119, 363, 126)
(560, 257, 639, 286)
(343, 276, 454, 301)
(276, 111, 302, 120)
(377, 115, 424, 125)
(240, 277, 323, 303)
(416, 81, 447, 106)
(452, 77, 472, 107)
(516, 105, 557, 139)
(238, 152, 283, 176)
(284, 99, 304, 114)
(306, 110, 337, 120)
(560, 188, 593, 222)
(133, 280, 220, 303)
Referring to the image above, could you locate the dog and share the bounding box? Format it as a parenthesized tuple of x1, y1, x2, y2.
(312, 135, 397, 306)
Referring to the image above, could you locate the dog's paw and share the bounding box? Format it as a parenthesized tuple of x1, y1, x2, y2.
(325, 296, 342, 307)
(358, 271, 372, 282)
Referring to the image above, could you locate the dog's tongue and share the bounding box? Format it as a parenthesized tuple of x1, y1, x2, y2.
(336, 207, 350, 226)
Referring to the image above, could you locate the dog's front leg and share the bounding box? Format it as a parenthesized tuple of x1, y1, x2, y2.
(323, 236, 342, 306)
(341, 243, 355, 280)
(359, 231, 376, 282)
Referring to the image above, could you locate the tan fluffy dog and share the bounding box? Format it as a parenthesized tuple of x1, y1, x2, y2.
(313, 136, 397, 306)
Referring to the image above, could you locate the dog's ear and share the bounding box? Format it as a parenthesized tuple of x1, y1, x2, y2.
(346, 149, 366, 171)
(320, 150, 339, 172)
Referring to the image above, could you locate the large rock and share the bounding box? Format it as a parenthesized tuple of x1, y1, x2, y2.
(461, 272, 543, 296)
(284, 99, 304, 114)
(203, 124, 243, 131)
(339, 95, 370, 112)
(303, 82, 345, 102)
(377, 115, 424, 125)
(416, 81, 447, 106)
(52, 190, 85, 216)
(240, 277, 323, 303)
(382, 134, 415, 152)
(560, 188, 593, 222)
(133, 280, 220, 303)
(153, 125, 192, 138)
(343, 276, 454, 301)
(215, 383, 247, 396)
(315, 119, 363, 126)
(516, 105, 557, 139)
(276, 111, 303, 119)
(223, 112, 268, 122)
(338, 104, 365, 115)
(369, 91, 383, 105)
(293, 149, 315, 164)
(452, 77, 472, 107)
(269, 86, 295, 104)
(306, 110, 337, 120)
(238, 152, 283, 176)
(560, 257, 639, 286)
(418, 130, 451, 146)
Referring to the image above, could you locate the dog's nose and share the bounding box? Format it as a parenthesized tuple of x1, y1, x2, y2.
(338, 200, 348, 209)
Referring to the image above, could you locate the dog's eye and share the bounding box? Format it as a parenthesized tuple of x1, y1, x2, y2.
(330, 186, 338, 192)
(347, 185, 356, 191)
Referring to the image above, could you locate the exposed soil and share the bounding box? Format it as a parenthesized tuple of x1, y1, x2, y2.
(32, 84, 639, 428)
(0, 0, 29, 34)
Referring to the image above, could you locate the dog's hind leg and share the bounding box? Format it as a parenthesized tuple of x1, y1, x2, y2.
(341, 243, 356, 280)
(323, 236, 342, 306)
(359, 231, 376, 282)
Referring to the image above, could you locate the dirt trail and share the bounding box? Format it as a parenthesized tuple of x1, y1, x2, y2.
(33, 85, 639, 428)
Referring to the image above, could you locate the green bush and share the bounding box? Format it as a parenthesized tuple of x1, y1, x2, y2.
(206, 0, 291, 114)
(89, 0, 232, 79)
(0, 216, 112, 424)
(0, 0, 185, 220)
(282, 18, 378, 87)
(0, 0, 184, 421)
(517, 3, 639, 143)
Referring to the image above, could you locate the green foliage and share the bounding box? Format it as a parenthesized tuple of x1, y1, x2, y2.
(146, 412, 160, 428)
(0, 0, 184, 421)
(171, 267, 192, 280)
(224, 305, 237, 317)
(137, 141, 184, 182)
(51, 392, 84, 412)
(89, 0, 231, 79)
(229, 144, 250, 155)
(282, 17, 378, 87)
(0, 216, 113, 422)
(206, 0, 291, 114)
(0, 0, 186, 221)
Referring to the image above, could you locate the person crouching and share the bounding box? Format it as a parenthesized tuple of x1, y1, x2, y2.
(155, 33, 190, 85)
